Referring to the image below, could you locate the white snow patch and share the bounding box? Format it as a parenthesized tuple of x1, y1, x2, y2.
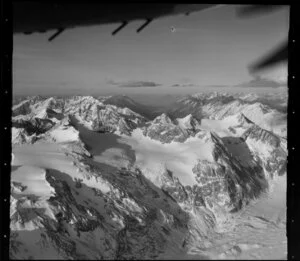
(12, 142, 111, 194)
(49, 125, 80, 143)
(11, 166, 54, 200)
(176, 114, 198, 130)
(122, 197, 144, 213)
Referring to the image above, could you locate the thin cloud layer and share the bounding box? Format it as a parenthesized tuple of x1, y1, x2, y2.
(196, 76, 287, 88)
(204, 84, 230, 88)
(236, 76, 286, 88)
(171, 83, 197, 87)
(107, 80, 161, 88)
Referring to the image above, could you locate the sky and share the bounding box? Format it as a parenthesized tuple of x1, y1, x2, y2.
(13, 4, 289, 96)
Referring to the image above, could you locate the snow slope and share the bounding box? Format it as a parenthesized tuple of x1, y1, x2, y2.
(120, 128, 215, 186)
(48, 124, 80, 143)
(11, 166, 54, 200)
(203, 175, 286, 260)
(10, 140, 193, 259)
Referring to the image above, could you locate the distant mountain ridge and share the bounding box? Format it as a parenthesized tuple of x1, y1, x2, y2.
(98, 94, 160, 120)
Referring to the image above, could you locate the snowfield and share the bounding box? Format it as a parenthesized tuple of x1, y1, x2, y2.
(49, 125, 80, 143)
(12, 142, 111, 194)
(11, 165, 54, 200)
(120, 128, 215, 186)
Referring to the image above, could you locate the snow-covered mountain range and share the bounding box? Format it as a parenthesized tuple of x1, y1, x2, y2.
(10, 92, 287, 259)
(166, 92, 286, 136)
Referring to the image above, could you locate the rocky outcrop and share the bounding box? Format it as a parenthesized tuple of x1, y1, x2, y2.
(143, 113, 202, 143)
(241, 124, 287, 178)
(12, 118, 55, 136)
(65, 96, 146, 135)
(10, 159, 190, 259)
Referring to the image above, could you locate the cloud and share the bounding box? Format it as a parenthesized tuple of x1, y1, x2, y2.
(236, 76, 286, 88)
(170, 76, 287, 89)
(204, 84, 230, 88)
(171, 83, 197, 87)
(171, 83, 230, 88)
(106, 79, 119, 86)
(107, 80, 161, 88)
(119, 81, 161, 88)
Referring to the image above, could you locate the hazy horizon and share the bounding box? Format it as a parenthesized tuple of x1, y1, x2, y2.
(13, 88, 287, 108)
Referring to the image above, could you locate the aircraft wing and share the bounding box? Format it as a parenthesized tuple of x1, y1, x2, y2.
(13, 3, 288, 72)
(13, 2, 219, 40)
(249, 41, 288, 73)
(236, 5, 285, 17)
(236, 5, 288, 72)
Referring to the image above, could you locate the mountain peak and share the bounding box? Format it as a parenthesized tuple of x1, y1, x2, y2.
(153, 113, 174, 125)
(176, 114, 201, 131)
(242, 124, 281, 148)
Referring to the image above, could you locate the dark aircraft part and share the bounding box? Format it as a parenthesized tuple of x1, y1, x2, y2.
(236, 5, 285, 18)
(249, 41, 288, 73)
(236, 5, 288, 72)
(48, 28, 65, 41)
(13, 3, 174, 34)
(136, 19, 152, 33)
(112, 21, 128, 36)
(13, 3, 218, 37)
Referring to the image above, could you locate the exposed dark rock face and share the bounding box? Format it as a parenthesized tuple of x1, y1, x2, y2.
(10, 161, 190, 259)
(12, 118, 55, 136)
(242, 125, 281, 147)
(45, 108, 64, 121)
(241, 124, 287, 178)
(12, 97, 66, 117)
(65, 97, 147, 135)
(12, 100, 32, 116)
(160, 169, 189, 204)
